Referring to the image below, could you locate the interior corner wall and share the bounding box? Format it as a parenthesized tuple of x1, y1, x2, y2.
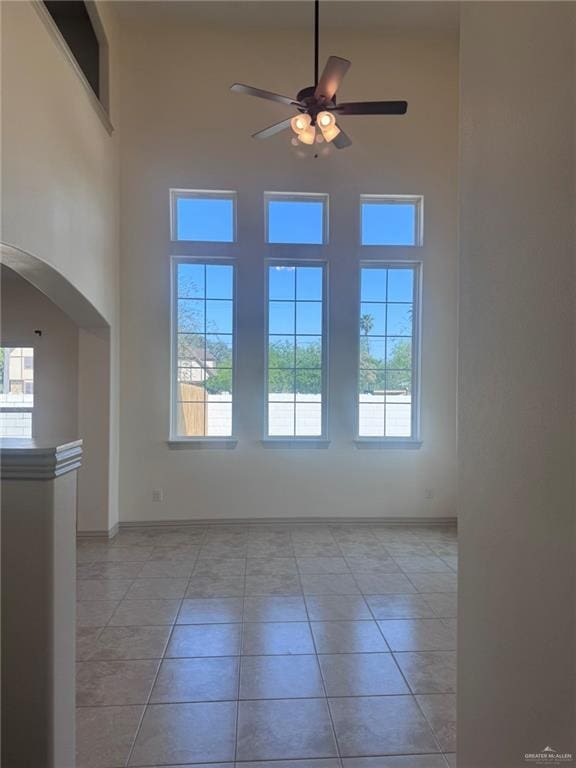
(458, 3, 575, 765)
(118, 15, 459, 523)
(1, 0, 121, 535)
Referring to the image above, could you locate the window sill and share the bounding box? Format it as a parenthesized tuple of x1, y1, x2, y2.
(261, 438, 330, 449)
(167, 438, 238, 450)
(354, 438, 422, 450)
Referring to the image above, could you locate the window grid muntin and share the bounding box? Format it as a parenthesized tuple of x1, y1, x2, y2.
(264, 192, 329, 245)
(360, 194, 423, 247)
(170, 189, 237, 243)
(266, 262, 327, 438)
(358, 264, 419, 440)
(173, 259, 235, 439)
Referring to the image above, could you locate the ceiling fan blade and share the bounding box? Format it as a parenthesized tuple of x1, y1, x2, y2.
(252, 118, 293, 140)
(230, 83, 301, 107)
(315, 56, 351, 103)
(333, 100, 408, 116)
(333, 126, 352, 149)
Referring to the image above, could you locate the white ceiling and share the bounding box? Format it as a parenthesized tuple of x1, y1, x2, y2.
(115, 1, 460, 33)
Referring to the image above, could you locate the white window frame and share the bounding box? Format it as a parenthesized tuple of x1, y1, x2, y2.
(356, 261, 422, 444)
(170, 189, 238, 244)
(264, 191, 329, 245)
(0, 346, 35, 439)
(360, 194, 424, 247)
(264, 259, 329, 442)
(170, 256, 237, 443)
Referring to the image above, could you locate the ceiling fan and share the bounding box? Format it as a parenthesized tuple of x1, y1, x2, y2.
(230, 0, 408, 150)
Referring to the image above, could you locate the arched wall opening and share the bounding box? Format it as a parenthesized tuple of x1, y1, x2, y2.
(1, 243, 113, 535)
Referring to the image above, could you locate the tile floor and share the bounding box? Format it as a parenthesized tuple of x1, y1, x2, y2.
(76, 523, 457, 768)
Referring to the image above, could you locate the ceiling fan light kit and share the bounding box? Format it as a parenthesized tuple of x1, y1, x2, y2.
(230, 0, 408, 151)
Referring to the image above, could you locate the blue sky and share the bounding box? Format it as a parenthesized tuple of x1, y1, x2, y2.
(176, 205, 415, 337)
(177, 195, 417, 246)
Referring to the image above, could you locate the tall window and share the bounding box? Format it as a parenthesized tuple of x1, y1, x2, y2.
(172, 261, 234, 438)
(266, 264, 326, 438)
(358, 265, 419, 439)
(0, 347, 34, 438)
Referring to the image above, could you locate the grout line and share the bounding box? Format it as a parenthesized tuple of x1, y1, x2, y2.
(296, 528, 344, 768)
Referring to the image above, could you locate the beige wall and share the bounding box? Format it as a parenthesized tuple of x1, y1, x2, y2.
(118, 11, 459, 522)
(1, 0, 121, 533)
(0, 267, 79, 443)
(458, 4, 575, 765)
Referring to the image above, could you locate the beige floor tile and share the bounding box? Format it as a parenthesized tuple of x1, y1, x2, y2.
(305, 595, 372, 621)
(239, 654, 324, 699)
(177, 597, 243, 624)
(186, 575, 245, 598)
(300, 573, 361, 596)
(407, 572, 457, 593)
(354, 573, 417, 595)
(318, 653, 409, 696)
(76, 705, 144, 768)
(77, 562, 143, 580)
(378, 619, 456, 651)
(166, 623, 242, 657)
(243, 596, 308, 622)
(77, 579, 133, 602)
(310, 621, 389, 654)
(76, 659, 160, 706)
(423, 594, 458, 619)
(77, 626, 171, 661)
(394, 556, 453, 573)
(126, 578, 188, 599)
(342, 757, 450, 768)
(416, 693, 457, 753)
(236, 698, 338, 761)
(138, 560, 194, 579)
(76, 601, 118, 628)
(194, 557, 246, 577)
(109, 599, 181, 626)
(242, 621, 315, 655)
(394, 651, 457, 693)
(366, 595, 437, 620)
(296, 557, 350, 574)
(246, 557, 299, 576)
(328, 695, 438, 757)
(244, 573, 302, 596)
(129, 701, 237, 765)
(150, 657, 239, 703)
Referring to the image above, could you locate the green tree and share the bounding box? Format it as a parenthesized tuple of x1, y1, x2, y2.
(360, 314, 374, 336)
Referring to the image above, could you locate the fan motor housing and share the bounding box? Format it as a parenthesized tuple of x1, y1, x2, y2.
(296, 85, 336, 118)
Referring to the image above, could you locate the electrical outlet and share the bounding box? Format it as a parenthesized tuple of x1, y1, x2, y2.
(152, 489, 164, 503)
(424, 488, 435, 500)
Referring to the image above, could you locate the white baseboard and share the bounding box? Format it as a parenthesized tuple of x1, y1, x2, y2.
(77, 522, 119, 541)
(117, 516, 457, 530)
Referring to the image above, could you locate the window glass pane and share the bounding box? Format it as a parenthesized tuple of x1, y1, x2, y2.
(295, 336, 322, 368)
(177, 263, 205, 298)
(0, 347, 34, 438)
(267, 264, 325, 437)
(360, 303, 386, 336)
(296, 302, 322, 335)
(267, 198, 326, 244)
(387, 268, 414, 302)
(295, 403, 322, 436)
(269, 302, 295, 335)
(358, 266, 417, 438)
(174, 262, 234, 437)
(175, 196, 235, 242)
(206, 300, 233, 334)
(361, 200, 419, 246)
(361, 268, 387, 302)
(296, 267, 323, 300)
(206, 265, 233, 299)
(269, 266, 296, 300)
(269, 337, 295, 368)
